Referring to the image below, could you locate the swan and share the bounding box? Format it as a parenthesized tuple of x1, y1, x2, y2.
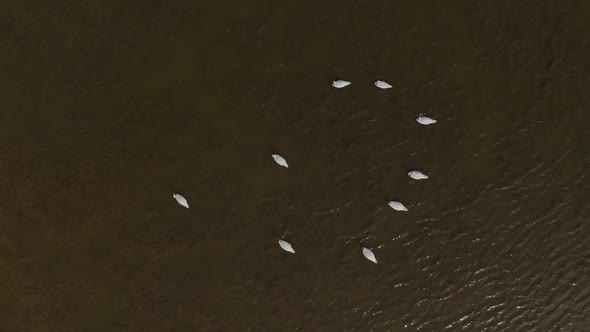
(332, 80, 351, 88)
(272, 154, 289, 168)
(278, 240, 295, 254)
(388, 200, 408, 211)
(408, 171, 428, 180)
(173, 193, 189, 208)
(362, 247, 377, 263)
(374, 80, 393, 89)
(416, 115, 437, 125)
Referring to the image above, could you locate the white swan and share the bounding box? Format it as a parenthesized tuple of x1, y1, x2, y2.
(173, 193, 189, 209)
(362, 247, 377, 264)
(272, 154, 289, 168)
(332, 80, 351, 88)
(374, 80, 393, 89)
(408, 171, 429, 180)
(388, 200, 408, 211)
(278, 240, 295, 254)
(416, 115, 437, 125)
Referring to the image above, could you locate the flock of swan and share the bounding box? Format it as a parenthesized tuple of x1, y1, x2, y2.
(172, 79, 437, 264)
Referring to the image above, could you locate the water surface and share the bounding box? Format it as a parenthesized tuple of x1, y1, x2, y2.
(1, 1, 589, 331)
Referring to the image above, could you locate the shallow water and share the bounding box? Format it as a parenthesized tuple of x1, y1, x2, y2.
(1, 1, 589, 331)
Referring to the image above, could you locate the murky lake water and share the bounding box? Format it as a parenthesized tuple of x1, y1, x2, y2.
(1, 1, 589, 331)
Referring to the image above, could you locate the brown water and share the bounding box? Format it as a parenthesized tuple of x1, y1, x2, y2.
(1, 1, 589, 331)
